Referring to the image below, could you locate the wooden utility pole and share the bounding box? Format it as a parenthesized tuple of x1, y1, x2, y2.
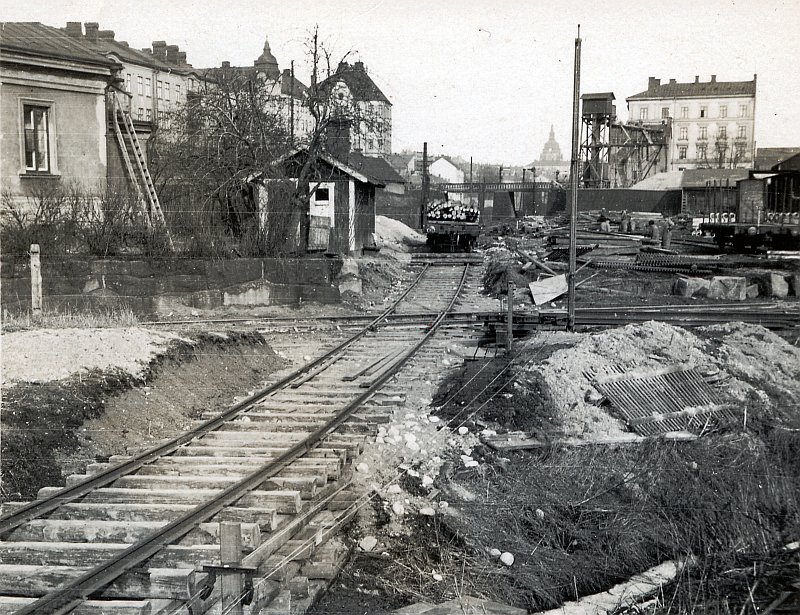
(30, 244, 42, 317)
(506, 281, 514, 353)
(420, 141, 429, 228)
(290, 61, 295, 147)
(567, 27, 582, 331)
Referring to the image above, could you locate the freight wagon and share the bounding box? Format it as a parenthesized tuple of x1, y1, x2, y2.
(699, 170, 800, 251)
(424, 200, 481, 252)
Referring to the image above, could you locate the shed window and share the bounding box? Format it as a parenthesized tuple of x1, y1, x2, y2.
(314, 187, 330, 202)
(23, 105, 50, 172)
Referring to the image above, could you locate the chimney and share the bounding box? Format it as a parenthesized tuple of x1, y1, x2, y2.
(648, 76, 660, 90)
(325, 117, 351, 161)
(98, 30, 115, 40)
(354, 61, 365, 72)
(120, 41, 129, 48)
(84, 22, 99, 42)
(710, 74, 717, 83)
(669, 78, 676, 85)
(141, 47, 151, 55)
(152, 41, 167, 61)
(695, 76, 700, 83)
(282, 68, 292, 95)
(221, 60, 231, 68)
(177, 51, 187, 65)
(65, 22, 82, 38)
(337, 61, 348, 73)
(166, 45, 179, 64)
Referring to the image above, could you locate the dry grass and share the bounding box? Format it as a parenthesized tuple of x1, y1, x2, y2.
(1, 306, 139, 332)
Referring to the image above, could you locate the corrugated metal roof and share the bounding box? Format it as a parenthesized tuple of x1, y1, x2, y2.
(0, 22, 116, 69)
(627, 77, 756, 100)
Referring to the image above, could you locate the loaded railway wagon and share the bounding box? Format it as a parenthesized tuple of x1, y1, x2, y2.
(700, 170, 800, 251)
(424, 200, 481, 252)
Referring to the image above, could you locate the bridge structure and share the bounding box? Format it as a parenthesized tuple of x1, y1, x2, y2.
(437, 181, 560, 221)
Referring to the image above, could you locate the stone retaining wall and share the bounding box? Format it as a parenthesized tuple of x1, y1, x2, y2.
(1, 255, 343, 315)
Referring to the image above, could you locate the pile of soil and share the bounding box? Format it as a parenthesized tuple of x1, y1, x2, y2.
(375, 215, 426, 252)
(0, 331, 283, 501)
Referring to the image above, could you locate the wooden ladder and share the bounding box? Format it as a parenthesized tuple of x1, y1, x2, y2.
(111, 94, 173, 247)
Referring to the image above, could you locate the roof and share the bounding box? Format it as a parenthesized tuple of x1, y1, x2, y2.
(755, 147, 800, 170)
(272, 147, 387, 186)
(320, 61, 390, 104)
(87, 36, 174, 72)
(344, 153, 406, 184)
(0, 22, 118, 70)
(581, 92, 615, 100)
(631, 169, 749, 190)
(627, 76, 756, 101)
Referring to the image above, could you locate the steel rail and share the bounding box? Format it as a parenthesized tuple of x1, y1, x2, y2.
(0, 265, 431, 536)
(16, 264, 470, 615)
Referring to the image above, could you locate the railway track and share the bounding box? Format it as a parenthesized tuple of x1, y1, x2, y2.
(0, 263, 493, 615)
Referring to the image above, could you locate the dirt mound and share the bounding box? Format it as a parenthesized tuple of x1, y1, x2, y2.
(1, 332, 283, 501)
(1, 327, 185, 385)
(375, 215, 426, 252)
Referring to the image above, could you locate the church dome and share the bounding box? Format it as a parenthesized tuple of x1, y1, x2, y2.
(539, 125, 563, 162)
(254, 37, 280, 79)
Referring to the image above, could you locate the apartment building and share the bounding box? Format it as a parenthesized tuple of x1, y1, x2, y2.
(627, 75, 757, 170)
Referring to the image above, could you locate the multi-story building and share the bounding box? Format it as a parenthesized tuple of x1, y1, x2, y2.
(320, 61, 392, 157)
(62, 22, 207, 128)
(627, 75, 757, 170)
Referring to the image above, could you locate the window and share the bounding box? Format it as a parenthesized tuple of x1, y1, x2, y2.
(314, 187, 330, 202)
(679, 127, 688, 140)
(699, 126, 707, 139)
(697, 144, 707, 159)
(189, 78, 195, 92)
(165, 82, 170, 101)
(145, 78, 151, 97)
(700, 106, 707, 118)
(137, 76, 143, 96)
(146, 108, 152, 121)
(639, 107, 648, 120)
(739, 104, 748, 117)
(738, 125, 746, 139)
(23, 105, 50, 172)
(157, 81, 163, 99)
(138, 107, 144, 120)
(175, 84, 181, 100)
(720, 105, 727, 118)
(718, 126, 727, 139)
(678, 146, 687, 159)
(661, 106, 670, 119)
(681, 106, 688, 119)
(126, 73, 131, 92)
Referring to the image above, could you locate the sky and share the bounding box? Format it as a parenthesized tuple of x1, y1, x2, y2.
(4, 0, 799, 165)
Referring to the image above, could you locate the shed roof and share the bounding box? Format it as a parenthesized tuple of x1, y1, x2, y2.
(0, 22, 117, 70)
(755, 147, 800, 170)
(345, 153, 406, 184)
(627, 76, 756, 101)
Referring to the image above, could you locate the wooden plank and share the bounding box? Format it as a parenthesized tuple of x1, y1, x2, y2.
(0, 597, 153, 615)
(37, 487, 302, 514)
(0, 565, 199, 600)
(0, 542, 220, 569)
(7, 519, 260, 549)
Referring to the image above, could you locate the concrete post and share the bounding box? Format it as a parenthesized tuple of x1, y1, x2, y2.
(219, 522, 245, 615)
(30, 244, 42, 317)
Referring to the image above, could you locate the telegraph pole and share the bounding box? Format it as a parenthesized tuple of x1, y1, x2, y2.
(420, 142, 429, 228)
(567, 26, 582, 331)
(290, 61, 295, 147)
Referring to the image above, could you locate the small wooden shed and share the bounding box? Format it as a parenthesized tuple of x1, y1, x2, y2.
(253, 148, 385, 255)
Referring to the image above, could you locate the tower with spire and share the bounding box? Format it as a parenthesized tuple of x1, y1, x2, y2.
(539, 125, 564, 162)
(254, 37, 280, 79)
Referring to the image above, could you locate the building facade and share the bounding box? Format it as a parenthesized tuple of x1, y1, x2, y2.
(0, 22, 119, 204)
(626, 75, 757, 171)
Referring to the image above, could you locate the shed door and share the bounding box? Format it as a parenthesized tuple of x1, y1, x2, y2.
(309, 182, 335, 251)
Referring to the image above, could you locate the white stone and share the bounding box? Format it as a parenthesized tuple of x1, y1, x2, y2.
(433, 573, 443, 582)
(387, 484, 402, 494)
(303, 355, 312, 362)
(407, 469, 420, 478)
(465, 460, 479, 468)
(406, 441, 420, 451)
(404, 433, 417, 442)
(356, 463, 369, 473)
(460, 455, 473, 463)
(376, 436, 385, 444)
(481, 429, 497, 437)
(422, 475, 434, 487)
(489, 548, 502, 558)
(500, 552, 514, 566)
(428, 415, 440, 423)
(458, 426, 469, 435)
(359, 536, 378, 552)
(392, 502, 405, 516)
(439, 501, 449, 509)
(419, 507, 436, 516)
(535, 508, 545, 519)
